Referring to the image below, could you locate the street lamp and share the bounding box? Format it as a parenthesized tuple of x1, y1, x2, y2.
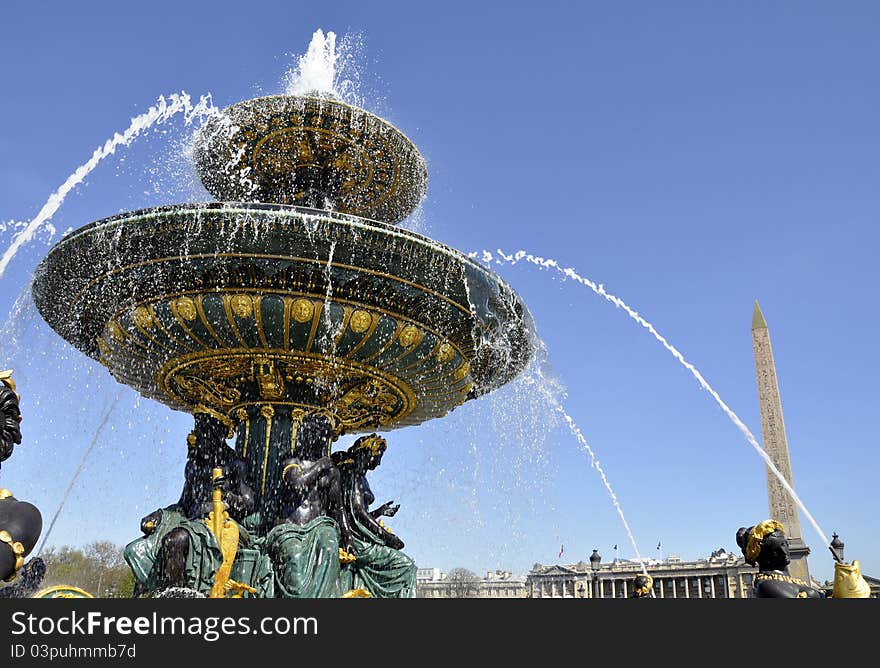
(589, 549, 601, 599)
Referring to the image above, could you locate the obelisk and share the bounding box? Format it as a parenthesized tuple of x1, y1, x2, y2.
(751, 301, 811, 582)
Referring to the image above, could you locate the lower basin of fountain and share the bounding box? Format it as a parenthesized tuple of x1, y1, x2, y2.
(32, 203, 535, 433)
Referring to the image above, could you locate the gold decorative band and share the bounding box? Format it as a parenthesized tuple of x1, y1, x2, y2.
(0, 529, 26, 581)
(281, 462, 303, 478)
(0, 489, 12, 500)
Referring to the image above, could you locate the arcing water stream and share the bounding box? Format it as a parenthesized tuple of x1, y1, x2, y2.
(0, 92, 220, 280)
(477, 248, 832, 551)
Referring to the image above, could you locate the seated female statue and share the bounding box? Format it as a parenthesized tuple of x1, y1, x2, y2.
(331, 434, 416, 598)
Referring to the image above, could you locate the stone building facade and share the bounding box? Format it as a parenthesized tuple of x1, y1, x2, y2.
(416, 568, 528, 598)
(527, 550, 759, 598)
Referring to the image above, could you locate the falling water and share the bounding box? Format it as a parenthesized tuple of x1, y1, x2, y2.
(478, 248, 832, 550)
(0, 92, 219, 280)
(0, 280, 38, 360)
(320, 239, 339, 354)
(36, 393, 121, 556)
(461, 255, 650, 577)
(526, 347, 651, 580)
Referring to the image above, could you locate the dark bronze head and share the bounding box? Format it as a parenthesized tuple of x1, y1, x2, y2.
(350, 434, 387, 470)
(0, 372, 22, 469)
(737, 520, 790, 570)
(631, 574, 653, 598)
(295, 413, 338, 458)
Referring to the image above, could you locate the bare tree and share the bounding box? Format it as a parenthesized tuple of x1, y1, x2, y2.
(444, 568, 481, 598)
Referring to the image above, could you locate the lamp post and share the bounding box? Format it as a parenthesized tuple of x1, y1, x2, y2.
(589, 549, 601, 599)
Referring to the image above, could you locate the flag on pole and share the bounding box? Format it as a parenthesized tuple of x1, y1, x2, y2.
(557, 544, 564, 559)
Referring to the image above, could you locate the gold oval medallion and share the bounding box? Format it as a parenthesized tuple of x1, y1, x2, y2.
(399, 325, 422, 348)
(292, 298, 315, 323)
(230, 294, 254, 318)
(175, 296, 198, 321)
(133, 306, 154, 329)
(436, 342, 454, 364)
(350, 310, 372, 334)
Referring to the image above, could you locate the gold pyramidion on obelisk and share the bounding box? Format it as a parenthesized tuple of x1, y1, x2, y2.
(751, 300, 812, 582)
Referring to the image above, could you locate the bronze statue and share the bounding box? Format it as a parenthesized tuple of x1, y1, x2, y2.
(0, 371, 42, 589)
(0, 370, 23, 470)
(125, 409, 256, 596)
(176, 409, 254, 522)
(263, 413, 355, 597)
(630, 573, 653, 598)
(736, 520, 825, 598)
(332, 434, 417, 598)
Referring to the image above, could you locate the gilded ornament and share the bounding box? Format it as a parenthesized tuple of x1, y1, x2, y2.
(0, 488, 12, 500)
(177, 376, 241, 410)
(453, 362, 471, 381)
(398, 325, 422, 348)
(236, 408, 249, 421)
(746, 519, 785, 564)
(0, 370, 17, 396)
(292, 298, 315, 323)
(175, 296, 198, 322)
(338, 547, 357, 564)
(0, 529, 25, 579)
(133, 306, 154, 329)
(108, 321, 126, 343)
(32, 585, 95, 599)
(260, 405, 276, 419)
(341, 588, 373, 598)
(350, 310, 372, 333)
(254, 358, 285, 400)
(230, 294, 254, 318)
(282, 462, 303, 477)
(436, 342, 454, 364)
(204, 468, 241, 598)
(354, 435, 387, 456)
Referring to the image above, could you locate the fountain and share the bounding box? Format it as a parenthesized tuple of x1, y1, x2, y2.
(28, 44, 536, 597)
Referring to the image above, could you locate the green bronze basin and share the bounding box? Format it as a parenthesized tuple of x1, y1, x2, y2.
(32, 203, 535, 434)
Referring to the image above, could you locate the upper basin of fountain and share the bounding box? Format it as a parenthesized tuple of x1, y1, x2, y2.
(192, 95, 427, 225)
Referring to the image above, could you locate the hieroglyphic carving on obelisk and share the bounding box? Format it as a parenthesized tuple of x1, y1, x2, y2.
(751, 301, 811, 582)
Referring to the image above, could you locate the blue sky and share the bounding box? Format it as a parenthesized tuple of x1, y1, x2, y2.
(1, 1, 878, 586)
